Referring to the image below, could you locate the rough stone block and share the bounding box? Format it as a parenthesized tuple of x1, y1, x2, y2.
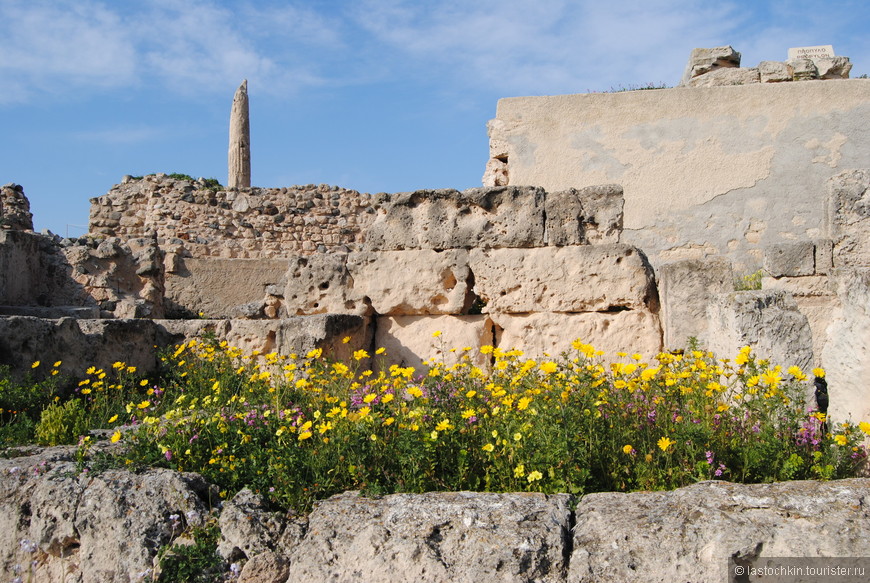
(286, 491, 572, 583)
(758, 60, 792, 82)
(822, 268, 870, 424)
(545, 185, 623, 245)
(491, 310, 662, 360)
(282, 254, 363, 316)
(688, 67, 760, 87)
(658, 257, 734, 350)
(347, 250, 473, 315)
(374, 315, 492, 372)
(363, 186, 546, 251)
(706, 290, 813, 370)
(569, 480, 870, 582)
(469, 244, 657, 314)
(165, 258, 288, 318)
(680, 46, 741, 85)
(763, 241, 815, 277)
(814, 238, 833, 274)
(828, 169, 870, 268)
(816, 56, 852, 79)
(788, 58, 819, 80)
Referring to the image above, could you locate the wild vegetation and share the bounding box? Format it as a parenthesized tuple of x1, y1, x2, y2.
(3, 337, 868, 514)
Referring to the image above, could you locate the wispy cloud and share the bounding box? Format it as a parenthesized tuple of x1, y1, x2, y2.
(73, 124, 169, 145)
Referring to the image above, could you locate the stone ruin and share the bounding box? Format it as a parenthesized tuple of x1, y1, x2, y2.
(1, 47, 870, 583)
(679, 44, 853, 87)
(4, 47, 869, 424)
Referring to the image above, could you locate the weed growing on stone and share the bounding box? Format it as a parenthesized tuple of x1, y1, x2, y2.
(118, 338, 870, 511)
(3, 339, 869, 513)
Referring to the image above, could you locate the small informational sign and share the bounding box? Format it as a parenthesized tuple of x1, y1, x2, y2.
(787, 45, 835, 60)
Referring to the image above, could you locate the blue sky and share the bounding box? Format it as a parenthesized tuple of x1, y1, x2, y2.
(3, 0, 868, 236)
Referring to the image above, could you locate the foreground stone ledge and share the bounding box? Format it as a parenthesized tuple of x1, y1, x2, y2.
(569, 479, 870, 583)
(1, 447, 868, 583)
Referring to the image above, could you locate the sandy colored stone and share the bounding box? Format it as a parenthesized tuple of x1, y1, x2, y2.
(347, 249, 473, 315)
(658, 257, 733, 350)
(828, 169, 870, 268)
(228, 80, 251, 188)
(374, 315, 493, 371)
(758, 60, 792, 82)
(569, 479, 870, 583)
(286, 491, 572, 583)
(688, 67, 760, 87)
(363, 186, 547, 251)
(544, 185, 623, 245)
(165, 258, 287, 319)
(763, 241, 815, 277)
(491, 311, 662, 360)
(469, 244, 657, 314)
(706, 290, 813, 370)
(822, 268, 870, 424)
(680, 46, 741, 86)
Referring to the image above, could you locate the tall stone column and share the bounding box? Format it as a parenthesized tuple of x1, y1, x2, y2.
(228, 80, 251, 189)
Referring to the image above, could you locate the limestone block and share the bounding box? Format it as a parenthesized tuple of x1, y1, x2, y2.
(165, 258, 289, 319)
(763, 241, 815, 277)
(374, 315, 493, 371)
(828, 169, 870, 268)
(822, 268, 870, 424)
(688, 67, 760, 87)
(286, 491, 572, 583)
(282, 254, 368, 316)
(469, 244, 657, 313)
(814, 238, 833, 274)
(346, 249, 472, 315)
(758, 60, 792, 82)
(816, 56, 852, 79)
(680, 46, 741, 86)
(481, 157, 509, 187)
(569, 480, 870, 583)
(491, 311, 662, 361)
(706, 290, 813, 370)
(545, 185, 623, 245)
(787, 58, 819, 80)
(363, 186, 546, 251)
(658, 257, 734, 350)
(157, 315, 371, 364)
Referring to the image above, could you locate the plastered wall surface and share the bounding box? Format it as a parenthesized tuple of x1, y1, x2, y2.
(490, 80, 870, 271)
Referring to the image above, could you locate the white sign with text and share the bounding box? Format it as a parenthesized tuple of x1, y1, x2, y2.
(788, 45, 835, 60)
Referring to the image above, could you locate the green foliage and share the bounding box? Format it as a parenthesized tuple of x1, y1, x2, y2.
(0, 364, 64, 446)
(36, 398, 88, 446)
(735, 269, 764, 291)
(602, 82, 670, 93)
(107, 338, 869, 512)
(8, 337, 869, 515)
(167, 173, 197, 182)
(157, 521, 224, 583)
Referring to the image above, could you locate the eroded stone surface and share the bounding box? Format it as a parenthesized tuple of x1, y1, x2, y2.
(286, 490, 572, 583)
(829, 169, 870, 267)
(569, 479, 870, 583)
(491, 310, 662, 360)
(363, 186, 547, 251)
(374, 315, 493, 371)
(470, 245, 657, 314)
(706, 290, 813, 370)
(347, 250, 473, 315)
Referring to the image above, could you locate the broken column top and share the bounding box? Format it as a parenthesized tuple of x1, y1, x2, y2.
(228, 80, 251, 189)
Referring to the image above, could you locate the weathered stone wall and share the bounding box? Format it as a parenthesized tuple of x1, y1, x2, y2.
(486, 79, 870, 272)
(0, 183, 33, 231)
(89, 174, 374, 259)
(2, 446, 868, 583)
